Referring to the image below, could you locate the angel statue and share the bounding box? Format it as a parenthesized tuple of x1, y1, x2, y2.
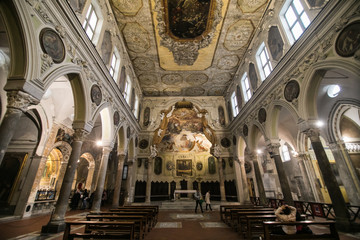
(150, 145, 158, 159)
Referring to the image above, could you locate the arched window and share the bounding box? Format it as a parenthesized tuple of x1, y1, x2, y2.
(241, 73, 252, 102)
(109, 47, 121, 82)
(281, 144, 291, 162)
(231, 91, 239, 117)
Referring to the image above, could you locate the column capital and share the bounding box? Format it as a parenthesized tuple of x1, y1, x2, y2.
(7, 90, 39, 112)
(72, 128, 89, 141)
(102, 146, 113, 154)
(303, 128, 321, 142)
(266, 140, 281, 156)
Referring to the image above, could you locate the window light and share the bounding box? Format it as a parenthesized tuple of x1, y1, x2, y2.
(241, 73, 252, 102)
(83, 4, 98, 41)
(256, 43, 273, 80)
(282, 0, 310, 42)
(231, 92, 239, 117)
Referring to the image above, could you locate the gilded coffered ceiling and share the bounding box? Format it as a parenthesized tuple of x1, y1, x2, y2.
(110, 0, 270, 96)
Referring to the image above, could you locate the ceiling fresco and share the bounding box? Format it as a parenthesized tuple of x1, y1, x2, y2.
(110, 0, 270, 96)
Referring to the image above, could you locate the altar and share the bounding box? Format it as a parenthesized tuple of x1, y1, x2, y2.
(173, 190, 196, 200)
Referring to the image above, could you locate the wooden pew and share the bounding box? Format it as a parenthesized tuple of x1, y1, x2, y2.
(109, 209, 157, 228)
(229, 208, 274, 228)
(90, 211, 153, 232)
(262, 220, 339, 240)
(220, 204, 260, 222)
(116, 206, 159, 223)
(231, 210, 274, 230)
(86, 214, 146, 240)
(245, 215, 277, 240)
(63, 220, 135, 240)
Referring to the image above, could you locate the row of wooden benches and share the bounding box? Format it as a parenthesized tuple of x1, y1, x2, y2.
(63, 205, 159, 240)
(220, 204, 340, 240)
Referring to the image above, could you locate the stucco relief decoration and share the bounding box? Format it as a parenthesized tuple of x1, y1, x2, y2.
(139, 74, 158, 86)
(186, 73, 208, 85)
(224, 20, 254, 51)
(208, 86, 226, 96)
(237, 0, 268, 13)
(110, 0, 143, 16)
(133, 57, 155, 72)
(153, 100, 216, 154)
(90, 85, 102, 106)
(154, 0, 223, 65)
(212, 72, 231, 85)
(122, 22, 150, 53)
(335, 21, 360, 58)
(185, 87, 205, 96)
(163, 88, 182, 96)
(196, 161, 203, 171)
(284, 80, 300, 102)
(39, 28, 65, 63)
(162, 74, 183, 85)
(143, 88, 160, 96)
(166, 161, 175, 170)
(217, 55, 239, 70)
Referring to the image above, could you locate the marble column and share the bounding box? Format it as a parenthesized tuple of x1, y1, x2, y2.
(91, 146, 112, 212)
(266, 141, 294, 206)
(145, 157, 153, 203)
(112, 153, 126, 208)
(299, 153, 322, 202)
(294, 156, 315, 202)
(218, 158, 226, 202)
(85, 162, 95, 192)
(126, 159, 136, 204)
(233, 156, 244, 203)
(0, 91, 38, 166)
(328, 142, 360, 205)
(250, 153, 267, 206)
(304, 128, 351, 230)
(42, 129, 88, 233)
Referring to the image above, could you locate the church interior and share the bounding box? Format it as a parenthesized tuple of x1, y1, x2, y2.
(0, 0, 359, 239)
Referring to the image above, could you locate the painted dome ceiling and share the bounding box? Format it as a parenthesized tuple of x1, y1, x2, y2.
(110, 0, 270, 96)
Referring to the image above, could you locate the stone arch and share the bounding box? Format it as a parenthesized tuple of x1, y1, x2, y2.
(248, 121, 267, 152)
(300, 59, 360, 120)
(90, 104, 115, 147)
(78, 152, 95, 191)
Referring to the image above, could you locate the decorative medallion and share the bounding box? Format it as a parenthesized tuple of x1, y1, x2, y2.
(39, 28, 65, 63)
(243, 125, 248, 137)
(153, 0, 223, 65)
(163, 88, 182, 96)
(222, 159, 226, 169)
(245, 160, 252, 173)
(224, 20, 254, 51)
(110, 0, 143, 16)
(217, 55, 239, 70)
(143, 107, 150, 127)
(126, 127, 130, 138)
(139, 139, 149, 149)
(221, 137, 231, 148)
(185, 87, 205, 96)
(138, 74, 158, 86)
(133, 57, 155, 71)
(335, 21, 360, 57)
(213, 72, 232, 85)
(186, 73, 208, 86)
(228, 157, 233, 168)
(162, 74, 183, 85)
(284, 80, 300, 102)
(196, 162, 203, 171)
(258, 108, 267, 124)
(208, 86, 226, 96)
(143, 88, 160, 96)
(218, 106, 225, 126)
(113, 111, 120, 125)
(90, 85, 102, 106)
(166, 161, 175, 171)
(233, 135, 236, 146)
(122, 22, 150, 53)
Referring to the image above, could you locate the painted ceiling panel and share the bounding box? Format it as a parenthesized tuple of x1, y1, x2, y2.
(109, 0, 270, 96)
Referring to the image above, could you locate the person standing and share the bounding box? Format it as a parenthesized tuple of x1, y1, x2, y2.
(194, 189, 203, 213)
(205, 190, 212, 211)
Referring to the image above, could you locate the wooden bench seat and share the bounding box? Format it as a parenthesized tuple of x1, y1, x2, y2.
(63, 220, 135, 240)
(220, 204, 261, 221)
(110, 209, 156, 228)
(245, 215, 277, 240)
(262, 220, 339, 240)
(228, 209, 274, 228)
(86, 214, 147, 240)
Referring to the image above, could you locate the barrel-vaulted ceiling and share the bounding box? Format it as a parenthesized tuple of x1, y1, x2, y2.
(110, 0, 270, 97)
